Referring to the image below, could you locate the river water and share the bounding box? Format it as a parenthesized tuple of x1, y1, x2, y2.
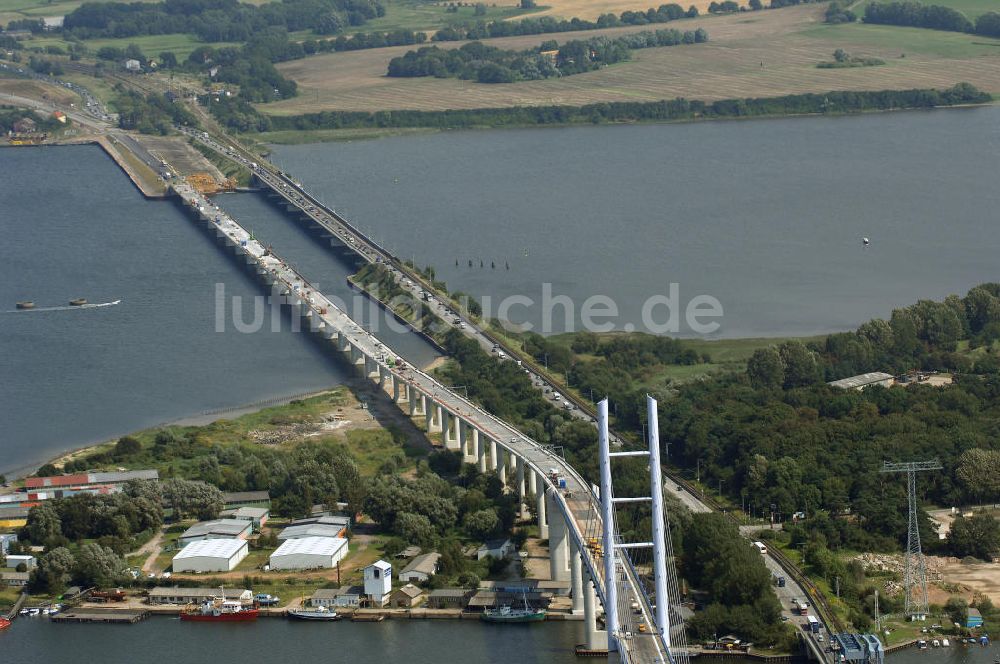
(1, 614, 997, 663)
(270, 107, 1000, 339)
(0, 145, 438, 477)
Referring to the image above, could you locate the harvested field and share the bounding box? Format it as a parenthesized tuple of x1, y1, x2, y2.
(266, 5, 1000, 115)
(530, 0, 717, 21)
(0, 77, 81, 107)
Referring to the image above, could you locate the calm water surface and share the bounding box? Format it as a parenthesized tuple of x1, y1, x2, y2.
(271, 107, 1000, 338)
(0, 145, 437, 476)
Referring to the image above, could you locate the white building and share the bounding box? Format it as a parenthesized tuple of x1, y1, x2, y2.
(477, 538, 515, 560)
(269, 537, 348, 570)
(179, 519, 252, 547)
(172, 539, 248, 573)
(364, 560, 392, 607)
(278, 523, 346, 540)
(4, 554, 36, 570)
(828, 372, 894, 390)
(148, 587, 252, 605)
(124, 59, 141, 72)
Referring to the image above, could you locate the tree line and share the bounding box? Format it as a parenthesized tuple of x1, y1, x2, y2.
(61, 0, 385, 42)
(864, 1, 1000, 37)
(387, 28, 706, 84)
(209, 82, 988, 136)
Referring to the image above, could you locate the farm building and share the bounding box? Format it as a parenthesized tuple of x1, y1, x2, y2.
(278, 523, 346, 540)
(400, 552, 440, 583)
(477, 538, 515, 560)
(269, 536, 348, 570)
(148, 587, 252, 605)
(172, 538, 248, 573)
(290, 514, 351, 530)
(179, 519, 252, 546)
(389, 584, 424, 608)
(220, 506, 269, 530)
(310, 586, 362, 608)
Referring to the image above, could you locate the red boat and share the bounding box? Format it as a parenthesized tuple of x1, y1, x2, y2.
(0, 617, 11, 631)
(180, 598, 259, 622)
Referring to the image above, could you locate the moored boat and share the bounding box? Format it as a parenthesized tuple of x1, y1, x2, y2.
(481, 590, 545, 624)
(0, 617, 11, 630)
(180, 597, 258, 622)
(288, 606, 340, 621)
(15, 301, 34, 309)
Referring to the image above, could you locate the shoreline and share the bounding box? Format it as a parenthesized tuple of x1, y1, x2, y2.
(255, 99, 999, 145)
(1, 387, 343, 482)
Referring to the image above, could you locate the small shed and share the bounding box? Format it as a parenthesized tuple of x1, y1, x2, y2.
(390, 583, 424, 608)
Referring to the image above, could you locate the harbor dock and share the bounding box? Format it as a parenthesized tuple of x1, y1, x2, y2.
(51, 608, 150, 624)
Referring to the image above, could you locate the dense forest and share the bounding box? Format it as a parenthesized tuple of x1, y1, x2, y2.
(62, 0, 385, 41)
(208, 83, 989, 133)
(658, 283, 1000, 551)
(387, 29, 706, 84)
(115, 89, 196, 133)
(864, 1, 1000, 37)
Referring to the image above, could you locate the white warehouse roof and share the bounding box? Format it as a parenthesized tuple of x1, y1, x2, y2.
(174, 538, 248, 561)
(272, 536, 347, 558)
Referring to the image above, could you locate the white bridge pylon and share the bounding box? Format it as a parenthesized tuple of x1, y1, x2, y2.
(598, 396, 687, 664)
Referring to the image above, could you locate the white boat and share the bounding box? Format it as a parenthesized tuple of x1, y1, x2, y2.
(28, 608, 40, 616)
(942, 639, 950, 647)
(862, 237, 870, 245)
(932, 639, 941, 647)
(287, 606, 340, 621)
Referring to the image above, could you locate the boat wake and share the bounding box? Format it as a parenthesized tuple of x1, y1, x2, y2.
(6, 299, 122, 313)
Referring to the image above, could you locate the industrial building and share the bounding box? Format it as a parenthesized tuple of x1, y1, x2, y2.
(364, 560, 392, 607)
(148, 587, 253, 605)
(399, 552, 440, 583)
(427, 588, 473, 609)
(828, 372, 894, 390)
(290, 514, 351, 529)
(833, 634, 884, 664)
(5, 554, 36, 570)
(219, 506, 269, 530)
(172, 538, 249, 573)
(278, 523, 346, 540)
(0, 533, 17, 554)
(310, 586, 362, 608)
(222, 491, 271, 510)
(269, 536, 348, 570)
(178, 519, 252, 546)
(24, 469, 159, 489)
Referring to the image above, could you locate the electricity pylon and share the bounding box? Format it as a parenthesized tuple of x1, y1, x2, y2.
(880, 460, 942, 619)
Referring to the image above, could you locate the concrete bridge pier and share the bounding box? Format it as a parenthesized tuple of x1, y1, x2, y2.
(515, 456, 526, 516)
(391, 375, 401, 403)
(458, 420, 471, 462)
(571, 543, 585, 615)
(497, 448, 507, 487)
(583, 570, 607, 651)
(476, 430, 487, 473)
(546, 489, 570, 582)
(536, 470, 549, 540)
(408, 385, 419, 416)
(378, 365, 389, 390)
(337, 334, 350, 353)
(489, 440, 499, 473)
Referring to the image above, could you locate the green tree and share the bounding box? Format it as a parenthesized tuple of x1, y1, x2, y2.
(747, 348, 783, 389)
(949, 514, 1000, 560)
(464, 508, 500, 539)
(779, 341, 819, 388)
(74, 543, 127, 588)
(113, 436, 141, 458)
(396, 512, 436, 547)
(956, 448, 1000, 503)
(32, 547, 75, 594)
(26, 502, 62, 543)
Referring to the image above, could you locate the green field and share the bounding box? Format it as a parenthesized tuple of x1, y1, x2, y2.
(848, 0, 1000, 19)
(24, 33, 240, 59)
(362, 0, 544, 33)
(802, 21, 1000, 58)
